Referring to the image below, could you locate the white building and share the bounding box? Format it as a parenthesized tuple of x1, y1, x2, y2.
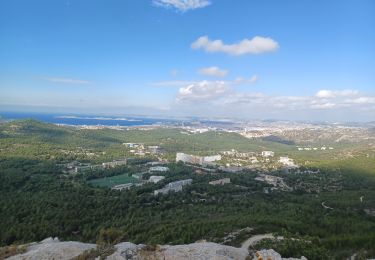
(221, 149, 237, 156)
(203, 154, 222, 162)
(111, 183, 133, 191)
(154, 179, 192, 195)
(261, 151, 275, 157)
(102, 159, 127, 168)
(176, 153, 203, 164)
(176, 153, 221, 165)
(123, 143, 144, 149)
(146, 161, 166, 166)
(149, 166, 169, 172)
(209, 178, 230, 185)
(250, 156, 259, 164)
(278, 156, 297, 167)
(147, 145, 161, 154)
(148, 175, 165, 183)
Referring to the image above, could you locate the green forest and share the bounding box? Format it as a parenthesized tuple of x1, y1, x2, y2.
(1, 120, 375, 259)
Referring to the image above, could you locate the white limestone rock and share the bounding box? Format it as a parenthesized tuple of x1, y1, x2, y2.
(6, 237, 96, 260)
(155, 242, 249, 260)
(106, 242, 145, 260)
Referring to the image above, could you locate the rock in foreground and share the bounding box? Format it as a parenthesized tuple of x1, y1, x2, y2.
(6, 237, 96, 260)
(5, 238, 306, 260)
(106, 241, 249, 260)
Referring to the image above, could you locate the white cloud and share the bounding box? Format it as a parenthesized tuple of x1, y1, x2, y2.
(150, 80, 197, 87)
(316, 90, 334, 98)
(316, 89, 359, 98)
(176, 77, 259, 103)
(151, 75, 258, 88)
(310, 102, 336, 109)
(191, 36, 279, 55)
(153, 0, 210, 11)
(176, 84, 375, 114)
(234, 75, 258, 85)
(177, 80, 230, 101)
(198, 66, 228, 77)
(44, 77, 91, 85)
(347, 97, 375, 104)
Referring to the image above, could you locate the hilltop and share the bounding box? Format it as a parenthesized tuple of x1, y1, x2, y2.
(2, 237, 308, 260)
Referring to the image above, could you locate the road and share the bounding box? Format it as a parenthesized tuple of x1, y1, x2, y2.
(322, 201, 334, 210)
(241, 233, 276, 250)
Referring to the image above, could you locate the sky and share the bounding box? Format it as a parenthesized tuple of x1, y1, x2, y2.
(0, 0, 374, 121)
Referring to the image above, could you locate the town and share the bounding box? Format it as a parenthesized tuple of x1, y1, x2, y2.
(59, 143, 308, 196)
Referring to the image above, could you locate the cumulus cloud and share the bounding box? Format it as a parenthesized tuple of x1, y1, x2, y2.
(150, 80, 197, 87)
(191, 36, 279, 55)
(232, 90, 375, 111)
(316, 89, 359, 98)
(44, 77, 91, 85)
(198, 66, 228, 77)
(176, 83, 375, 115)
(310, 102, 336, 109)
(177, 80, 230, 101)
(347, 97, 375, 104)
(153, 0, 210, 11)
(151, 75, 258, 88)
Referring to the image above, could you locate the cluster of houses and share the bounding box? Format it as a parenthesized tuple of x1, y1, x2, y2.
(123, 143, 163, 156)
(64, 158, 128, 174)
(176, 152, 222, 166)
(255, 174, 291, 191)
(297, 146, 334, 151)
(278, 156, 297, 168)
(180, 127, 211, 134)
(220, 149, 274, 159)
(261, 151, 275, 157)
(176, 149, 299, 171)
(219, 149, 278, 168)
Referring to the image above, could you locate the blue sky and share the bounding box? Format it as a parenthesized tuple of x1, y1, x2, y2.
(0, 0, 374, 121)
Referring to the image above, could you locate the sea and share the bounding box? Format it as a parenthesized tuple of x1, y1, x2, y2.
(0, 111, 181, 127)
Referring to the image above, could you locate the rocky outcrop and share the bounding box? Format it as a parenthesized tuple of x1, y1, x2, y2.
(159, 242, 250, 260)
(5, 238, 307, 260)
(106, 242, 144, 260)
(5, 237, 96, 260)
(103, 241, 249, 260)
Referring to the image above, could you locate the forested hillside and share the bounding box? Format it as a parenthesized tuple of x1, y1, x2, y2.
(1, 120, 375, 259)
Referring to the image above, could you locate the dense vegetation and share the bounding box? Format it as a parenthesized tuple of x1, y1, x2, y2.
(1, 120, 375, 259)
